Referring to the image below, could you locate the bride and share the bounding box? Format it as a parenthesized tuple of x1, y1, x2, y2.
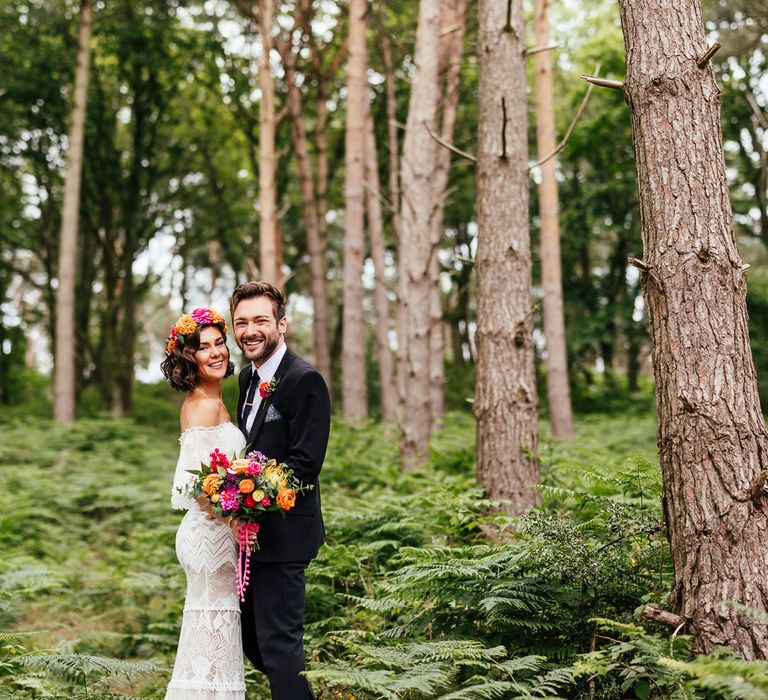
(160, 308, 249, 700)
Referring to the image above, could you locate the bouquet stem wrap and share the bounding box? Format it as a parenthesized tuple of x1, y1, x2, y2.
(237, 522, 260, 603)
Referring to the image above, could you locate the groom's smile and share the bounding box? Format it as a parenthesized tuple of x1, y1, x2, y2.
(232, 295, 288, 367)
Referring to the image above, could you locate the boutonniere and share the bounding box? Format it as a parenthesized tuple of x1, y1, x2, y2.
(259, 377, 280, 399)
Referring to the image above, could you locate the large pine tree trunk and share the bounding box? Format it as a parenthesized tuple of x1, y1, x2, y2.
(365, 106, 397, 423)
(341, 0, 369, 419)
(475, 0, 539, 513)
(258, 0, 280, 284)
(282, 41, 332, 390)
(399, 0, 442, 469)
(533, 0, 574, 437)
(54, 0, 92, 424)
(619, 0, 768, 659)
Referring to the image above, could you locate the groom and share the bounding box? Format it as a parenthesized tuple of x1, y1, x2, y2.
(231, 281, 331, 700)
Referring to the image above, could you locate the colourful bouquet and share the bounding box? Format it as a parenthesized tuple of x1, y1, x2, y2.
(185, 449, 312, 601)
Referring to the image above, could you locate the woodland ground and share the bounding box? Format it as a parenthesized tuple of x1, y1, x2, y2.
(3, 383, 768, 699)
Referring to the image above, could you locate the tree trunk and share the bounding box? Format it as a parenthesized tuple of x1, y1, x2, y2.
(282, 41, 332, 390)
(365, 106, 397, 423)
(258, 0, 280, 284)
(54, 0, 92, 424)
(475, 0, 539, 513)
(399, 0, 442, 469)
(380, 24, 407, 418)
(533, 0, 574, 437)
(619, 0, 768, 659)
(427, 0, 467, 425)
(341, 0, 369, 420)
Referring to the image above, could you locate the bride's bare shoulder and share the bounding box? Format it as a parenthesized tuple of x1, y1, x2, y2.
(180, 395, 227, 432)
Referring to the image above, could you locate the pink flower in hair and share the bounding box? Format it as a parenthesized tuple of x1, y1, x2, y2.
(191, 308, 213, 324)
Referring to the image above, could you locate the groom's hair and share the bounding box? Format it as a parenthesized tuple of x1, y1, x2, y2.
(230, 281, 286, 322)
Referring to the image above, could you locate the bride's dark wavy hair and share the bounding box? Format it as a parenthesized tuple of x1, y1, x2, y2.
(160, 324, 235, 393)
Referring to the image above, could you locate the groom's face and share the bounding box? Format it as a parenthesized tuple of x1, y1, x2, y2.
(232, 295, 287, 366)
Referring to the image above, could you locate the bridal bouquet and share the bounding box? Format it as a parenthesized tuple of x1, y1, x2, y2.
(185, 449, 311, 601)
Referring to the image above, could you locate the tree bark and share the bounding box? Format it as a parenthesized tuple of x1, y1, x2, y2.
(380, 27, 407, 418)
(258, 0, 280, 284)
(281, 39, 332, 390)
(619, 0, 768, 659)
(399, 0, 442, 469)
(475, 0, 539, 513)
(533, 0, 574, 437)
(54, 0, 92, 424)
(341, 0, 369, 419)
(365, 106, 397, 423)
(428, 0, 467, 425)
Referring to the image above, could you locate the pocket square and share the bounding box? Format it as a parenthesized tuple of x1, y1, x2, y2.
(265, 404, 284, 423)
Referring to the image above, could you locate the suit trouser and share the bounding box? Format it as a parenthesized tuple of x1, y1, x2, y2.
(241, 560, 314, 700)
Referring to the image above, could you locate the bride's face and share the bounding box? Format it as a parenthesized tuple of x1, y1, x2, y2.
(194, 326, 229, 383)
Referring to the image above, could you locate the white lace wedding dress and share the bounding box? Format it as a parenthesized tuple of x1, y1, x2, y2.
(165, 422, 246, 700)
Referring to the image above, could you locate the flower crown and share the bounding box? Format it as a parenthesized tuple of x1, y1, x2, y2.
(166, 307, 228, 354)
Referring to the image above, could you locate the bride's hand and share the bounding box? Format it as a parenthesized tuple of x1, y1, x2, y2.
(229, 520, 258, 546)
(195, 495, 216, 519)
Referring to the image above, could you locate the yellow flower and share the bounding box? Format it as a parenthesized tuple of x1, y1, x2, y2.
(210, 493, 220, 503)
(203, 474, 223, 495)
(252, 489, 265, 502)
(175, 314, 197, 335)
(263, 465, 288, 489)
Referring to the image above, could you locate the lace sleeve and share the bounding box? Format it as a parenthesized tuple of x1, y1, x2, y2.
(171, 431, 211, 510)
(171, 424, 246, 510)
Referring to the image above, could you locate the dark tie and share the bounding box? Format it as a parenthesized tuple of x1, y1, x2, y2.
(241, 369, 260, 425)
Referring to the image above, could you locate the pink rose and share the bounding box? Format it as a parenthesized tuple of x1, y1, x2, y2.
(261, 497, 270, 507)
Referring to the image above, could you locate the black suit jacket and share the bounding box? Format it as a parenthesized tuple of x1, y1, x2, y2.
(237, 347, 330, 562)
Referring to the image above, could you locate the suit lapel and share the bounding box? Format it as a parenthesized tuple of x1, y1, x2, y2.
(246, 347, 297, 447)
(237, 364, 252, 435)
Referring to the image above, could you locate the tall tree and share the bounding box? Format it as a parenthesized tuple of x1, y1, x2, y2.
(258, 0, 280, 284)
(278, 26, 332, 389)
(428, 0, 467, 425)
(475, 0, 539, 512)
(399, 0, 442, 468)
(533, 0, 574, 436)
(53, 0, 92, 423)
(619, 0, 768, 658)
(341, 0, 369, 419)
(364, 104, 397, 422)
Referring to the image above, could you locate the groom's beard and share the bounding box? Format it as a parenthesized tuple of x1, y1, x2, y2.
(240, 332, 279, 365)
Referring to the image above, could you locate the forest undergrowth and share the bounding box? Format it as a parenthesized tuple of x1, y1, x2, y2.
(1, 386, 767, 699)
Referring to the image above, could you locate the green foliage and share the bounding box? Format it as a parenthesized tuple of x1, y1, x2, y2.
(3, 387, 768, 699)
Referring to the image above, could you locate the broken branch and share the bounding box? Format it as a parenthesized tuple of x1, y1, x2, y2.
(642, 604, 685, 628)
(530, 63, 600, 170)
(628, 257, 650, 272)
(581, 75, 624, 91)
(697, 42, 722, 69)
(751, 468, 768, 505)
(425, 123, 477, 164)
(526, 43, 559, 57)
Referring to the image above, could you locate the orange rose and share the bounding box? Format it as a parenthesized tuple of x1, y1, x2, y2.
(203, 474, 223, 495)
(239, 479, 255, 494)
(276, 488, 296, 511)
(228, 459, 251, 474)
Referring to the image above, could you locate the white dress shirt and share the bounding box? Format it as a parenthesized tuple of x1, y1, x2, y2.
(244, 342, 287, 434)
